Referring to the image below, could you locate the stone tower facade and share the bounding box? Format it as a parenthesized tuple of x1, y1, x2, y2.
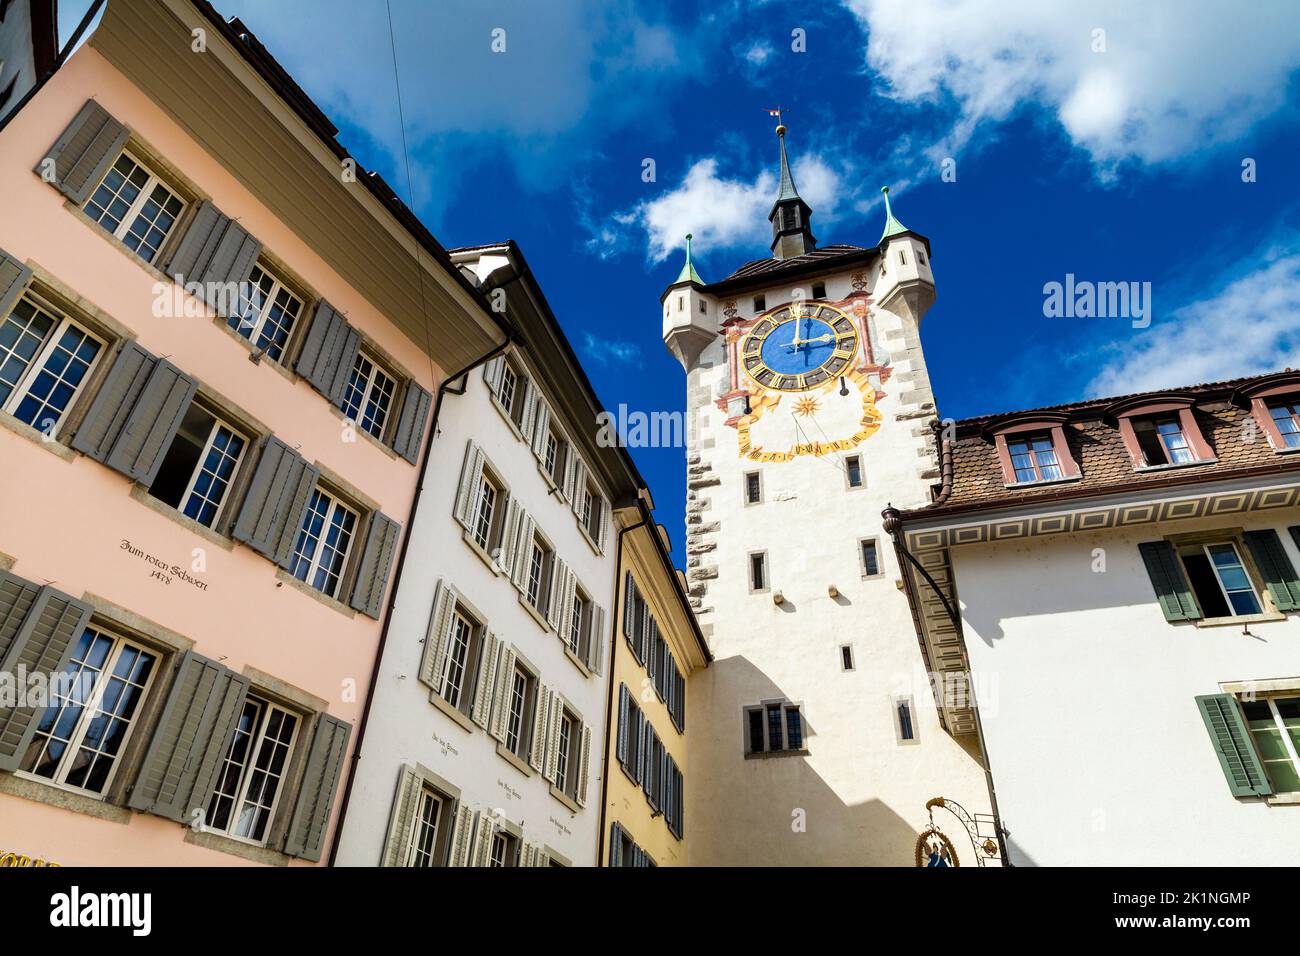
(664, 132, 994, 865)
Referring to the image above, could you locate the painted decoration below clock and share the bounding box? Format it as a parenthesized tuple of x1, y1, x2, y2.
(727, 296, 892, 463)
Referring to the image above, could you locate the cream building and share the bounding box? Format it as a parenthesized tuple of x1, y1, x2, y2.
(665, 122, 997, 865)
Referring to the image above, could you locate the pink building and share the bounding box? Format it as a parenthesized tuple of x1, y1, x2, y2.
(0, 0, 507, 865)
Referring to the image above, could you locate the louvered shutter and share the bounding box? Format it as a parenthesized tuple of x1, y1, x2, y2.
(623, 572, 636, 639)
(616, 685, 630, 766)
(1195, 694, 1273, 797)
(596, 498, 610, 551)
(70, 341, 157, 463)
(471, 814, 496, 867)
(284, 714, 351, 861)
(609, 823, 624, 867)
(126, 651, 250, 821)
(631, 706, 645, 784)
(568, 459, 587, 516)
(381, 766, 424, 866)
(528, 685, 551, 772)
(482, 356, 505, 394)
(295, 300, 360, 404)
(418, 580, 458, 695)
(576, 723, 592, 807)
(510, 513, 536, 592)
(0, 246, 33, 320)
(38, 99, 129, 204)
(545, 558, 568, 631)
(392, 380, 433, 465)
(453, 441, 486, 530)
(488, 646, 517, 742)
(1244, 529, 1300, 611)
(470, 631, 502, 728)
(230, 436, 319, 566)
(588, 605, 606, 674)
(646, 620, 659, 686)
(0, 571, 42, 669)
(641, 724, 654, 801)
(349, 512, 401, 619)
(555, 564, 577, 640)
(519, 380, 539, 443)
(1138, 541, 1201, 621)
(99, 358, 197, 485)
(533, 846, 550, 867)
(531, 399, 551, 460)
(449, 806, 477, 866)
(162, 200, 261, 315)
(497, 496, 521, 576)
(0, 584, 94, 771)
(521, 842, 537, 867)
(542, 695, 563, 784)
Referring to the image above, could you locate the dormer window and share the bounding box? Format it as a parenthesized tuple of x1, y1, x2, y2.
(1267, 400, 1300, 448)
(1104, 394, 1214, 470)
(1230, 374, 1300, 454)
(985, 414, 1081, 486)
(1132, 416, 1194, 465)
(1007, 433, 1063, 483)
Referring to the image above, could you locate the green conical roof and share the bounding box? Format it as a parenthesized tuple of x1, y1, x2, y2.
(879, 186, 908, 243)
(675, 233, 703, 284)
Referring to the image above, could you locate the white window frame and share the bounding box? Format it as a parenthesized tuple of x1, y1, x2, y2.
(404, 787, 444, 867)
(1200, 541, 1264, 617)
(205, 696, 300, 846)
(555, 709, 576, 797)
(0, 293, 106, 438)
(18, 626, 158, 798)
(440, 610, 477, 710)
(859, 537, 883, 578)
(504, 666, 532, 757)
(340, 349, 397, 441)
(83, 150, 185, 264)
(290, 485, 360, 599)
(748, 550, 769, 593)
(230, 262, 303, 363)
(893, 694, 918, 745)
(844, 454, 865, 489)
(171, 411, 248, 529)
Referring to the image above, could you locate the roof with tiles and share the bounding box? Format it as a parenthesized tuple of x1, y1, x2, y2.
(714, 244, 870, 283)
(911, 370, 1300, 517)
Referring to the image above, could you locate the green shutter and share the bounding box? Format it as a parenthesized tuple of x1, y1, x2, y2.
(1195, 694, 1273, 797)
(230, 436, 319, 566)
(103, 359, 197, 485)
(37, 99, 129, 204)
(0, 246, 33, 320)
(127, 651, 250, 822)
(391, 380, 433, 465)
(163, 200, 261, 315)
(1138, 541, 1201, 621)
(0, 585, 94, 772)
(295, 300, 359, 404)
(70, 341, 157, 463)
(349, 512, 400, 619)
(1243, 529, 1300, 611)
(284, 713, 352, 862)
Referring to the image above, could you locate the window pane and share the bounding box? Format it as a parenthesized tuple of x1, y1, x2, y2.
(766, 704, 783, 752)
(786, 708, 803, 749)
(0, 299, 55, 409)
(747, 709, 764, 753)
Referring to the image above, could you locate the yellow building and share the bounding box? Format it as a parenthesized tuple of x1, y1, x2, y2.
(600, 501, 709, 866)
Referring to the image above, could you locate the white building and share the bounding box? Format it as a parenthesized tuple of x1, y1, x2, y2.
(666, 123, 997, 866)
(332, 241, 644, 867)
(890, 372, 1300, 865)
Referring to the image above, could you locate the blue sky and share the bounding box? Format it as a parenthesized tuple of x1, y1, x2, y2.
(63, 1, 1300, 564)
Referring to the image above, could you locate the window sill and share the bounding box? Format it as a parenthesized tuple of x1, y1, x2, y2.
(860, 571, 886, 581)
(1266, 792, 1300, 806)
(744, 749, 810, 761)
(548, 784, 580, 813)
(1194, 612, 1285, 628)
(128, 483, 236, 551)
(563, 644, 593, 677)
(495, 742, 534, 778)
(1002, 475, 1081, 491)
(211, 316, 299, 386)
(490, 393, 528, 443)
(0, 409, 77, 461)
(428, 689, 476, 733)
(577, 522, 604, 557)
(274, 567, 356, 618)
(0, 772, 131, 824)
(62, 198, 174, 286)
(462, 526, 506, 576)
(536, 459, 563, 496)
(329, 401, 399, 461)
(184, 827, 290, 866)
(519, 592, 552, 632)
(1133, 459, 1217, 473)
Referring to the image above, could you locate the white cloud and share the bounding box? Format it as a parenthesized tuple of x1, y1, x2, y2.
(581, 333, 643, 366)
(844, 0, 1300, 172)
(740, 40, 774, 67)
(1086, 246, 1300, 398)
(623, 153, 847, 263)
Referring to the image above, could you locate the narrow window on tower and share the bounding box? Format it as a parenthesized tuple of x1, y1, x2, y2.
(844, 454, 864, 489)
(748, 551, 768, 592)
(753, 294, 766, 313)
(840, 644, 855, 672)
(893, 695, 917, 744)
(860, 538, 882, 578)
(812, 281, 826, 299)
(744, 470, 762, 505)
(699, 299, 707, 314)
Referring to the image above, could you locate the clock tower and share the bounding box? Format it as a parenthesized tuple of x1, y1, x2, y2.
(663, 124, 997, 865)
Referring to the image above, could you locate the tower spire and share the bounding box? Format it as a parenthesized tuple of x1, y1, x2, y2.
(675, 232, 703, 285)
(879, 185, 909, 243)
(766, 112, 816, 260)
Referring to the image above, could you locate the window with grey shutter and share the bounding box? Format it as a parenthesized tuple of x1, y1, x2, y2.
(162, 200, 261, 315)
(391, 380, 433, 465)
(37, 99, 129, 204)
(102, 359, 198, 485)
(231, 436, 319, 566)
(0, 582, 94, 771)
(609, 822, 624, 867)
(0, 245, 33, 320)
(295, 300, 359, 404)
(1138, 541, 1201, 621)
(381, 765, 423, 867)
(1195, 693, 1273, 797)
(284, 713, 352, 862)
(349, 512, 400, 619)
(623, 571, 636, 639)
(70, 341, 157, 463)
(126, 651, 251, 822)
(616, 684, 630, 767)
(1243, 529, 1300, 611)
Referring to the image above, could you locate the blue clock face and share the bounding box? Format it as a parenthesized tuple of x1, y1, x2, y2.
(742, 304, 859, 392)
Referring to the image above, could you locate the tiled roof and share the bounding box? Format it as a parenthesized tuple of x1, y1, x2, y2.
(916, 370, 1300, 516)
(716, 244, 869, 282)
